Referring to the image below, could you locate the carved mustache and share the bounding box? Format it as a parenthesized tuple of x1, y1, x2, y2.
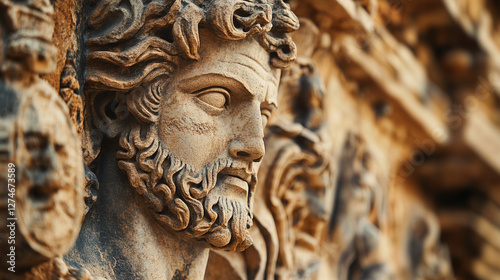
(218, 166, 253, 185)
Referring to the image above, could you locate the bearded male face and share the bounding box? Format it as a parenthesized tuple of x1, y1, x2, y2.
(116, 30, 280, 252)
(82, 0, 298, 261)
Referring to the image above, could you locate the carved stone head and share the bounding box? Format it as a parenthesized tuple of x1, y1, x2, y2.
(83, 0, 298, 251)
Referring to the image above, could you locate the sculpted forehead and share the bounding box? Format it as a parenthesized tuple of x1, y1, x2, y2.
(173, 29, 280, 104)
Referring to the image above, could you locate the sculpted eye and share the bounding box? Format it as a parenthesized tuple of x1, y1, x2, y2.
(261, 108, 273, 128)
(194, 87, 229, 111)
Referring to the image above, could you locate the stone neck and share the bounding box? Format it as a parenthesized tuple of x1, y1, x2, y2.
(65, 141, 209, 280)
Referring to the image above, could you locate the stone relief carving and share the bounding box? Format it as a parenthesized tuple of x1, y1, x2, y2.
(59, 50, 83, 135)
(1, 0, 299, 278)
(327, 133, 394, 280)
(0, 0, 85, 278)
(1, 0, 499, 279)
(259, 57, 331, 280)
(205, 19, 333, 280)
(64, 0, 299, 279)
(405, 207, 452, 280)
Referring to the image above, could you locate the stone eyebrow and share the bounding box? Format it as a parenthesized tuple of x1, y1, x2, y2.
(178, 73, 257, 97)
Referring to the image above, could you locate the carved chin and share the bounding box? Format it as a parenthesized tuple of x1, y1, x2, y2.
(201, 192, 254, 251)
(152, 183, 254, 251)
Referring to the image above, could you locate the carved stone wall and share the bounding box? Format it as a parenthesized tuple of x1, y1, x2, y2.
(1, 0, 500, 280)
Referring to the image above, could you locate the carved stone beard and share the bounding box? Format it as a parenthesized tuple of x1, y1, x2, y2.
(117, 122, 255, 252)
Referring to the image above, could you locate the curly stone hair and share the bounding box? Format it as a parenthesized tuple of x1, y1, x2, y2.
(85, 0, 298, 124)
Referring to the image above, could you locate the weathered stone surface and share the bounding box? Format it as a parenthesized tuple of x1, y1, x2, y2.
(1, 0, 500, 280)
(0, 0, 84, 278)
(69, 0, 298, 279)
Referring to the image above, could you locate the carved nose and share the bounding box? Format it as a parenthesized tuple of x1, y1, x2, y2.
(229, 138, 265, 163)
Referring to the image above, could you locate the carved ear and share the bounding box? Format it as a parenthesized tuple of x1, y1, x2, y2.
(91, 91, 129, 138)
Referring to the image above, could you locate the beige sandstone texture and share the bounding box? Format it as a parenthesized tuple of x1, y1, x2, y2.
(0, 0, 499, 280)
